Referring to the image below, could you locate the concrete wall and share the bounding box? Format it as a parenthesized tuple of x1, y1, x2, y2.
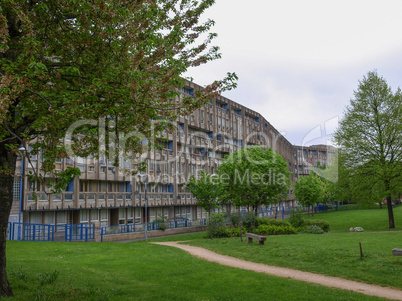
(95, 225, 207, 242)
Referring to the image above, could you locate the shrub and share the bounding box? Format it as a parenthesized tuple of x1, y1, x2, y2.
(289, 208, 305, 228)
(242, 212, 257, 232)
(255, 224, 297, 235)
(226, 226, 246, 237)
(255, 217, 291, 228)
(157, 223, 167, 231)
(255, 217, 270, 226)
(206, 212, 229, 238)
(154, 215, 169, 231)
(304, 219, 330, 232)
(303, 225, 324, 234)
(227, 212, 240, 227)
(267, 219, 291, 227)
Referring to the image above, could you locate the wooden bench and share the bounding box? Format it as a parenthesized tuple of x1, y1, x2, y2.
(392, 249, 402, 256)
(246, 233, 266, 245)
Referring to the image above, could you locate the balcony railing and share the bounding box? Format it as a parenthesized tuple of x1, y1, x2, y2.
(24, 192, 197, 210)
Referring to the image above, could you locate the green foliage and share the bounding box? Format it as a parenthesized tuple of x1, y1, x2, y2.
(334, 71, 402, 228)
(226, 226, 247, 237)
(186, 171, 221, 214)
(254, 224, 297, 235)
(153, 215, 169, 231)
(288, 208, 305, 228)
(303, 225, 324, 234)
(216, 146, 291, 210)
(294, 174, 324, 213)
(304, 219, 330, 232)
(255, 217, 291, 227)
(242, 212, 258, 232)
(1, 0, 239, 294)
(227, 212, 240, 227)
(206, 212, 229, 238)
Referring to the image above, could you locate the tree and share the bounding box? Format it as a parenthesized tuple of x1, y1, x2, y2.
(0, 0, 237, 296)
(216, 146, 291, 239)
(186, 171, 221, 239)
(311, 154, 339, 212)
(294, 173, 324, 218)
(334, 71, 402, 228)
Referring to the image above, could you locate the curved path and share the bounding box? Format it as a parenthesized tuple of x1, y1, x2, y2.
(152, 241, 402, 301)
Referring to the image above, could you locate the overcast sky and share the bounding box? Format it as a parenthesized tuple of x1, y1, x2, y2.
(185, 0, 402, 147)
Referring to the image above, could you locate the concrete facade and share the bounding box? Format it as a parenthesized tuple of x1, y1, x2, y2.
(11, 79, 336, 227)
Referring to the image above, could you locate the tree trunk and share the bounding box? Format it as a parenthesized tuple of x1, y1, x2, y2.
(386, 197, 395, 228)
(384, 180, 395, 228)
(208, 208, 212, 240)
(0, 144, 17, 297)
(238, 209, 243, 242)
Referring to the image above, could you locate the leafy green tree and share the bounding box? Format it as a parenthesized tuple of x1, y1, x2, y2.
(216, 146, 291, 239)
(0, 0, 236, 296)
(334, 71, 402, 228)
(310, 155, 339, 212)
(294, 173, 324, 218)
(186, 171, 221, 239)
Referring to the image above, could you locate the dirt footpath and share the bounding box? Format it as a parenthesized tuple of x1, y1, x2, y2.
(152, 241, 402, 301)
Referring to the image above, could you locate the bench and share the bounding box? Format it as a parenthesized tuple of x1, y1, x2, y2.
(246, 233, 266, 245)
(392, 249, 402, 256)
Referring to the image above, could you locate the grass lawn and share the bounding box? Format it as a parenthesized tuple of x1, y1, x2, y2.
(5, 206, 401, 300)
(6, 241, 384, 301)
(308, 205, 402, 232)
(182, 206, 402, 289)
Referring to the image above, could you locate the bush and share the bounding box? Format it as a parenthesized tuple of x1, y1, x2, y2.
(157, 223, 167, 231)
(242, 212, 257, 231)
(206, 212, 229, 238)
(154, 215, 169, 231)
(254, 224, 297, 235)
(303, 225, 324, 234)
(289, 208, 305, 228)
(255, 217, 291, 228)
(226, 226, 246, 237)
(227, 212, 240, 227)
(304, 219, 330, 232)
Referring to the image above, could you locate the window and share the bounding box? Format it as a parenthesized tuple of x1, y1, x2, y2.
(119, 208, 126, 225)
(80, 210, 89, 223)
(13, 178, 20, 200)
(90, 210, 99, 221)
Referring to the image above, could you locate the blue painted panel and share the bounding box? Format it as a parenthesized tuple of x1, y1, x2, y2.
(66, 179, 74, 192)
